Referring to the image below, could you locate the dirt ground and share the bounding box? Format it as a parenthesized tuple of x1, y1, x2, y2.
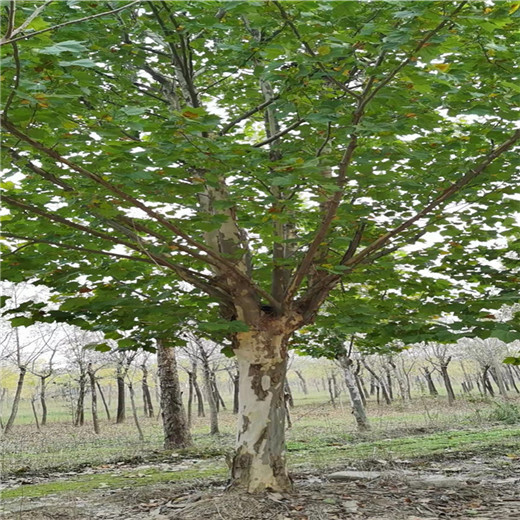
(2, 451, 519, 520)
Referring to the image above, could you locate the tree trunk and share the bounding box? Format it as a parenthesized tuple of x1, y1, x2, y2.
(460, 361, 474, 392)
(327, 377, 336, 407)
(230, 329, 292, 493)
(88, 366, 100, 434)
(31, 396, 40, 432)
(482, 366, 495, 397)
(40, 375, 49, 426)
(422, 367, 439, 396)
(97, 382, 111, 420)
(200, 359, 219, 435)
(338, 356, 370, 432)
(385, 366, 394, 400)
(116, 374, 125, 424)
(5, 366, 26, 434)
(157, 339, 192, 449)
(506, 365, 520, 393)
(128, 382, 144, 441)
(141, 364, 154, 418)
(388, 359, 407, 402)
(75, 373, 86, 426)
(361, 360, 391, 405)
(187, 370, 194, 427)
(212, 373, 226, 411)
(440, 360, 456, 405)
(369, 375, 376, 396)
(331, 372, 340, 398)
(191, 364, 205, 417)
(233, 371, 239, 414)
(294, 370, 308, 395)
(490, 362, 508, 398)
(284, 381, 294, 408)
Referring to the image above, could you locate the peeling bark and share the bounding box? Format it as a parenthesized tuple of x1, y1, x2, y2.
(231, 325, 293, 493)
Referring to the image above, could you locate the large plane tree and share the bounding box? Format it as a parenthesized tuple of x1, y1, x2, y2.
(1, 1, 519, 491)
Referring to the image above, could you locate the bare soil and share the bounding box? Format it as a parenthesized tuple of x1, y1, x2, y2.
(2, 450, 519, 520)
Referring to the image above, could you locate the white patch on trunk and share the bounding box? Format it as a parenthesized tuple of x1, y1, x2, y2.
(261, 375, 271, 392)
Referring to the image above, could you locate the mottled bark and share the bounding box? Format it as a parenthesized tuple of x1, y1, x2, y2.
(157, 339, 192, 449)
(231, 327, 292, 493)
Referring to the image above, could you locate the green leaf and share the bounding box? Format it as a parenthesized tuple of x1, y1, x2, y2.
(38, 40, 88, 55)
(10, 316, 35, 327)
(58, 59, 97, 68)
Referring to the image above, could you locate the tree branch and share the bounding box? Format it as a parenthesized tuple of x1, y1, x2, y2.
(219, 95, 280, 136)
(1, 118, 250, 278)
(252, 119, 303, 148)
(298, 128, 520, 313)
(1, 233, 158, 264)
(0, 1, 141, 46)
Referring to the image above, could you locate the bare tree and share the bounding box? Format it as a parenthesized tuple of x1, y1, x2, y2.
(1, 284, 60, 433)
(337, 338, 370, 432)
(422, 343, 456, 405)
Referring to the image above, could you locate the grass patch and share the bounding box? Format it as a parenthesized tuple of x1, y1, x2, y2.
(288, 425, 520, 468)
(1, 463, 227, 500)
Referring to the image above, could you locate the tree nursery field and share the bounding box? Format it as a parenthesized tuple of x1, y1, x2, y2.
(1, 382, 520, 519)
(1, 0, 520, 518)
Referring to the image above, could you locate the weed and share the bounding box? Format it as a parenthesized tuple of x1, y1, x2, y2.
(488, 402, 520, 425)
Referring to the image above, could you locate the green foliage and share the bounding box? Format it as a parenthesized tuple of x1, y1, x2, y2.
(0, 1, 518, 348)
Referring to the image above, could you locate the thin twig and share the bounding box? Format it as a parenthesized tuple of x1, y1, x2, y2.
(0, 1, 141, 46)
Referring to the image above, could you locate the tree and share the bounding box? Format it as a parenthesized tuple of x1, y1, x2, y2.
(0, 284, 59, 433)
(2, 2, 520, 491)
(422, 342, 457, 405)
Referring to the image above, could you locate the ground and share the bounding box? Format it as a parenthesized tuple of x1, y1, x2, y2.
(1, 433, 519, 519)
(1, 395, 520, 518)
